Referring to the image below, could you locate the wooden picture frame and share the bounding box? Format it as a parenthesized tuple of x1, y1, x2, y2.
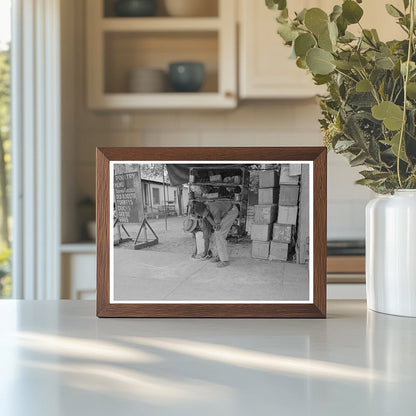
(96, 147, 327, 318)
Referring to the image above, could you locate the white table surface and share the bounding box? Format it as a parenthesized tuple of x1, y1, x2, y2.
(0, 300, 415, 416)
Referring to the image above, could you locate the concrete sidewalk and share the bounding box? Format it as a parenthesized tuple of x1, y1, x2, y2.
(113, 247, 309, 302)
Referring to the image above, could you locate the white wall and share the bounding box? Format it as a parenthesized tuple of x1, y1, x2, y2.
(62, 0, 374, 243)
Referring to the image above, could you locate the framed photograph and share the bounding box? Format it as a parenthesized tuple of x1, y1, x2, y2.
(96, 147, 327, 318)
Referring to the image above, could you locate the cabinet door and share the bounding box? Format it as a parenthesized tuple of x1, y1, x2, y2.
(239, 0, 404, 99)
(62, 253, 96, 300)
(239, 0, 326, 99)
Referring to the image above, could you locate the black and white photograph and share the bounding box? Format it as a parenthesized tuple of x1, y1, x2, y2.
(110, 161, 312, 303)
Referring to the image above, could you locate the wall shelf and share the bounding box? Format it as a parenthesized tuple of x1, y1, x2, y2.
(101, 17, 221, 32)
(90, 92, 235, 110)
(61, 243, 96, 253)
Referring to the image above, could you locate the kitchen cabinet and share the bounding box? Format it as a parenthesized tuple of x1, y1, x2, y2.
(61, 245, 96, 300)
(238, 0, 404, 99)
(86, 0, 237, 109)
(239, 0, 325, 99)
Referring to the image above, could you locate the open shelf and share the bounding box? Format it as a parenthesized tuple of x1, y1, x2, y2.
(104, 31, 218, 94)
(61, 242, 96, 253)
(91, 93, 234, 110)
(101, 17, 221, 32)
(103, 0, 219, 18)
(87, 0, 236, 109)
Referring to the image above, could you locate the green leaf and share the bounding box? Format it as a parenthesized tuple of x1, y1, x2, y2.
(294, 33, 316, 58)
(385, 132, 409, 162)
(401, 61, 416, 76)
(328, 21, 338, 44)
(339, 31, 356, 43)
(375, 55, 395, 70)
(277, 23, 298, 43)
(371, 29, 380, 42)
(407, 82, 416, 99)
(296, 8, 307, 23)
(363, 29, 376, 46)
(330, 5, 342, 22)
(372, 101, 404, 131)
(336, 15, 348, 36)
(355, 178, 376, 186)
(360, 170, 391, 181)
(356, 79, 372, 92)
(306, 48, 335, 75)
(342, 0, 364, 24)
(369, 136, 382, 163)
(304, 8, 329, 35)
(313, 74, 332, 85)
(266, 0, 287, 11)
(350, 152, 368, 167)
(385, 4, 404, 18)
(296, 57, 308, 69)
(333, 60, 353, 70)
(350, 54, 368, 70)
(334, 140, 355, 152)
(318, 27, 334, 52)
(403, 0, 410, 9)
(344, 114, 367, 147)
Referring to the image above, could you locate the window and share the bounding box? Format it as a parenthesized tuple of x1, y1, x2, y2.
(152, 187, 160, 205)
(0, 0, 11, 298)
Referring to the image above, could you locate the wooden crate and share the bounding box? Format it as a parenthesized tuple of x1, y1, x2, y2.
(258, 187, 279, 204)
(250, 223, 272, 241)
(280, 165, 299, 185)
(269, 241, 289, 261)
(273, 223, 294, 243)
(277, 206, 298, 225)
(279, 185, 299, 206)
(246, 206, 255, 234)
(259, 170, 278, 188)
(252, 240, 270, 260)
(254, 204, 278, 224)
(289, 164, 302, 176)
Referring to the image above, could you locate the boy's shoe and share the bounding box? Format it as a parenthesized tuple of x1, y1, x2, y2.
(209, 257, 220, 263)
(217, 261, 230, 268)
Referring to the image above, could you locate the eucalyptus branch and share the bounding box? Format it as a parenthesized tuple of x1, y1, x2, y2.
(397, 0, 415, 188)
(334, 68, 358, 84)
(390, 79, 398, 101)
(359, 69, 381, 104)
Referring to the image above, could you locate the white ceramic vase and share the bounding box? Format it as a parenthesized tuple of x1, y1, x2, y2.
(366, 190, 416, 317)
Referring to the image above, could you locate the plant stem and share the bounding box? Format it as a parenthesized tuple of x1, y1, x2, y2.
(397, 0, 415, 188)
(334, 68, 358, 84)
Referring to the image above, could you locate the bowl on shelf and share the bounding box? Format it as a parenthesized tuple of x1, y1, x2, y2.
(128, 68, 167, 93)
(114, 0, 158, 17)
(164, 0, 218, 17)
(168, 61, 205, 92)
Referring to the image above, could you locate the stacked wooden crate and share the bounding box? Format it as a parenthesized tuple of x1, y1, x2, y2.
(251, 170, 279, 259)
(270, 164, 300, 261)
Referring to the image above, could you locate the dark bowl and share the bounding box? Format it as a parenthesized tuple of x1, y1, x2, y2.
(168, 62, 205, 93)
(114, 0, 158, 17)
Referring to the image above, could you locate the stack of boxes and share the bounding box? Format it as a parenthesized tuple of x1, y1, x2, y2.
(270, 164, 300, 261)
(251, 170, 279, 260)
(251, 165, 301, 262)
